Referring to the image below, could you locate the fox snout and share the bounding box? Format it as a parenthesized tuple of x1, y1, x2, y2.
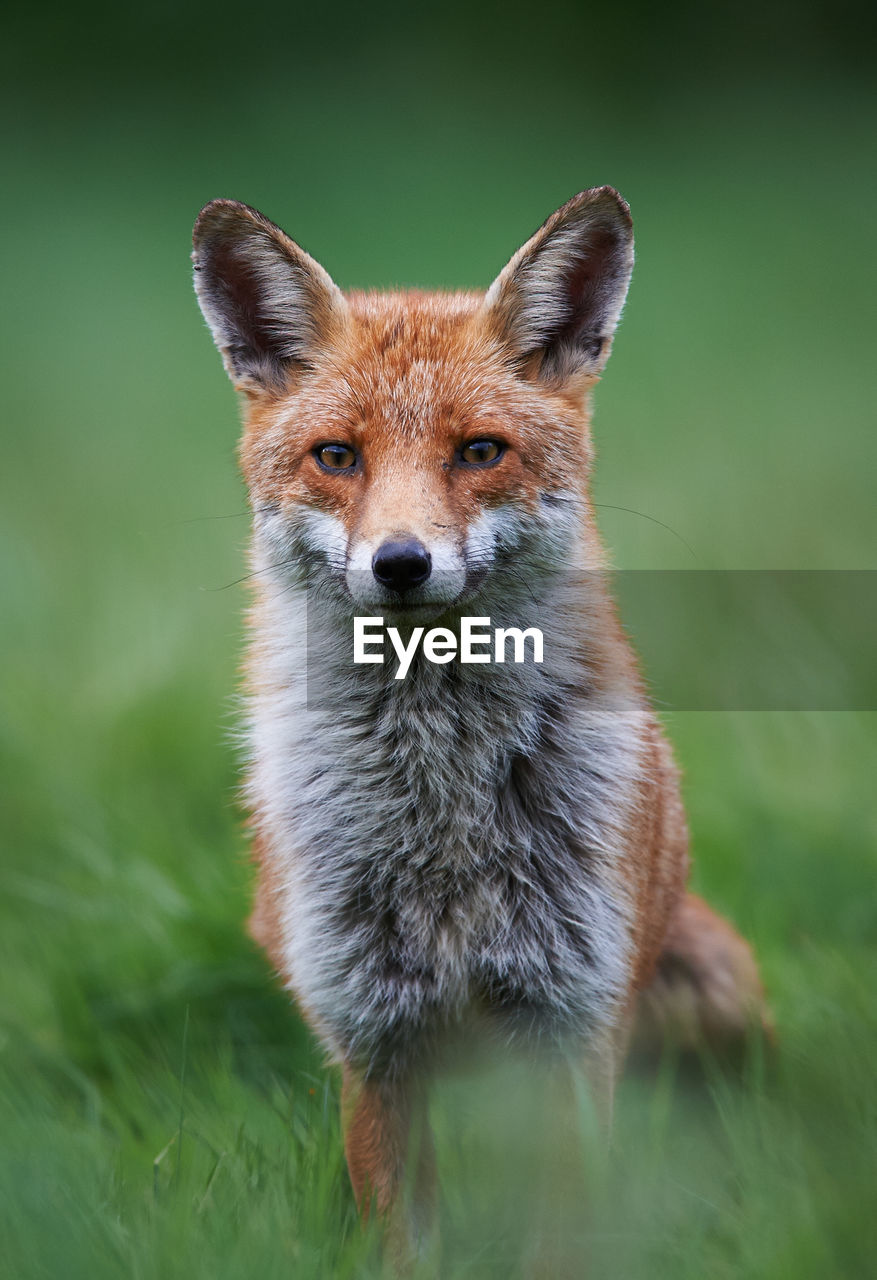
(347, 527, 467, 612)
(371, 539, 432, 594)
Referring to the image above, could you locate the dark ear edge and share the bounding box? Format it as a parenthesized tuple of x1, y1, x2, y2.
(192, 199, 348, 394)
(481, 186, 635, 384)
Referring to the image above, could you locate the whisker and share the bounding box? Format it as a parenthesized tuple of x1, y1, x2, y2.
(177, 510, 251, 526)
(590, 502, 698, 561)
(203, 556, 303, 592)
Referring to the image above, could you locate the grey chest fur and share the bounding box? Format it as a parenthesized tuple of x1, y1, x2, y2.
(254, 651, 639, 1075)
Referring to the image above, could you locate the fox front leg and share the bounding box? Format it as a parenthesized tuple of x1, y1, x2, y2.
(341, 1066, 437, 1271)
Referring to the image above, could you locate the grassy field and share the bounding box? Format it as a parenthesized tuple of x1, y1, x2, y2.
(2, 7, 876, 1276)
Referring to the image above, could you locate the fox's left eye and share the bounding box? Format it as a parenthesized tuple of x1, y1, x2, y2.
(460, 439, 504, 467)
(315, 443, 357, 471)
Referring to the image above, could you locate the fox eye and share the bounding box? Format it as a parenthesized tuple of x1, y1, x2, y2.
(460, 439, 504, 467)
(315, 443, 357, 471)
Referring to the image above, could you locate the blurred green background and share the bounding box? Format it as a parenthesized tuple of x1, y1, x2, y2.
(1, 1, 876, 1276)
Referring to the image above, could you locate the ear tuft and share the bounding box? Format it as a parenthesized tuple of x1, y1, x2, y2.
(482, 186, 634, 383)
(192, 199, 347, 393)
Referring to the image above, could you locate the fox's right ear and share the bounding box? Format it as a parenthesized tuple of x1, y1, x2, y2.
(192, 200, 348, 394)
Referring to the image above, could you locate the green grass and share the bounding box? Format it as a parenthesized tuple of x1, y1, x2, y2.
(2, 11, 876, 1275)
(3, 699, 874, 1277)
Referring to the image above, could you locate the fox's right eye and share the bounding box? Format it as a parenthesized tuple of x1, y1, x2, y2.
(314, 443, 357, 471)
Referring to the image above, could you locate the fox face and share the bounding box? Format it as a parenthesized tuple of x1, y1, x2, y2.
(193, 189, 634, 618)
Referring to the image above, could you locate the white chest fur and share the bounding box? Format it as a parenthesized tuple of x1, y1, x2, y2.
(246, 581, 645, 1074)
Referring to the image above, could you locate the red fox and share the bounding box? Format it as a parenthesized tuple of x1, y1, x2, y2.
(192, 187, 768, 1258)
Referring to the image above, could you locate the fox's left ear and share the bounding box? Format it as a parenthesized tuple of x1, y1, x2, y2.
(481, 186, 634, 383)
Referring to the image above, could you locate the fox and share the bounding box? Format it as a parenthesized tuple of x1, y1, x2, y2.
(192, 187, 768, 1262)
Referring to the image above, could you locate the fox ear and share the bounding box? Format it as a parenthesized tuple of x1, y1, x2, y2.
(192, 200, 348, 393)
(482, 187, 634, 383)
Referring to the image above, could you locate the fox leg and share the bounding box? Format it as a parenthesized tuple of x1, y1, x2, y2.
(341, 1066, 436, 1266)
(524, 1043, 624, 1280)
(633, 891, 772, 1056)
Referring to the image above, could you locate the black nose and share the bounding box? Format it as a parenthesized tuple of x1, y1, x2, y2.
(372, 539, 432, 593)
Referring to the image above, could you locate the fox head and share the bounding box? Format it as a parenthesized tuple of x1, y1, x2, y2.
(193, 189, 634, 619)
